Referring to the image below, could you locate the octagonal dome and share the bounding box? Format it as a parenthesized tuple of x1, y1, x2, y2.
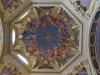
(10, 4, 82, 72)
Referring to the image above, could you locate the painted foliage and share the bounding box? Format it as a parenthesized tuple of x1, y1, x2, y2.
(13, 6, 81, 69)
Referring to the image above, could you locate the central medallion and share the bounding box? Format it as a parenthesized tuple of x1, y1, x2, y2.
(36, 25, 60, 50)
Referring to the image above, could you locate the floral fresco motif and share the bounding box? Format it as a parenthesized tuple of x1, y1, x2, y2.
(13, 6, 81, 69)
(1, 0, 25, 13)
(70, 0, 91, 15)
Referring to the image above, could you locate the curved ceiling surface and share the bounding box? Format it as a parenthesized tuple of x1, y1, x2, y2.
(1, 0, 100, 74)
(11, 5, 82, 71)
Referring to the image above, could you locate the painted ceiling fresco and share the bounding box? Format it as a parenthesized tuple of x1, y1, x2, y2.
(1, 0, 25, 13)
(70, 0, 91, 15)
(90, 10, 100, 74)
(12, 6, 81, 70)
